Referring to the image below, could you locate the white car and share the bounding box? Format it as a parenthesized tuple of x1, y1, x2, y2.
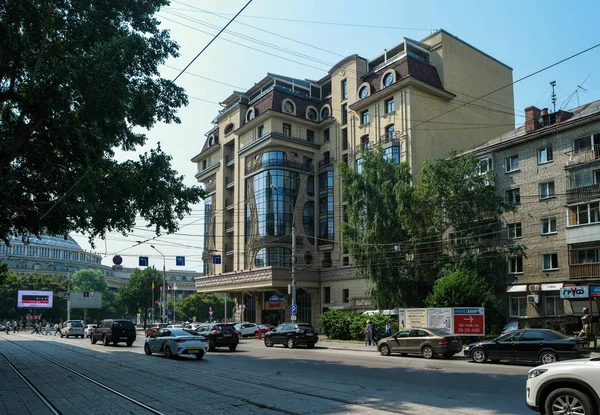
(84, 324, 97, 338)
(144, 328, 208, 359)
(234, 323, 258, 337)
(526, 357, 600, 415)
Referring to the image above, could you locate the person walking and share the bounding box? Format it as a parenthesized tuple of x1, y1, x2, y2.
(371, 322, 378, 346)
(44, 322, 51, 336)
(5, 321, 11, 335)
(384, 320, 392, 338)
(364, 320, 373, 346)
(12, 320, 18, 333)
(54, 323, 61, 336)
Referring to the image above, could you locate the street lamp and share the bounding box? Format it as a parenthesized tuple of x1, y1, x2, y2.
(173, 283, 178, 323)
(270, 184, 297, 322)
(151, 245, 166, 323)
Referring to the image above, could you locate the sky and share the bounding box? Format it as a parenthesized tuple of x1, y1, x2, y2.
(71, 0, 600, 272)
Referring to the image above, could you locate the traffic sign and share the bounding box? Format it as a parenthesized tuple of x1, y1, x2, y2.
(291, 304, 298, 315)
(26, 315, 39, 320)
(176, 256, 185, 266)
(139, 256, 149, 267)
(453, 308, 485, 336)
(62, 292, 71, 300)
(291, 314, 297, 321)
(213, 255, 221, 264)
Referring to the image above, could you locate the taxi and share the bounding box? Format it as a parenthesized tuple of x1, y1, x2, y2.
(144, 328, 208, 360)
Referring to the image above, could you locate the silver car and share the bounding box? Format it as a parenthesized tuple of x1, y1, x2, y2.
(378, 327, 463, 359)
(61, 322, 85, 338)
(144, 328, 208, 360)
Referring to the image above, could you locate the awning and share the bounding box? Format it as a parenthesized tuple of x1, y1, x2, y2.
(541, 283, 564, 291)
(506, 285, 528, 293)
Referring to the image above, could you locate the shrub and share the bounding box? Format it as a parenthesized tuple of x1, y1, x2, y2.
(319, 310, 400, 341)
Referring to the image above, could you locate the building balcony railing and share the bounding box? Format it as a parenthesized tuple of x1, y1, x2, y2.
(318, 157, 335, 169)
(566, 183, 600, 204)
(225, 199, 234, 210)
(564, 144, 600, 167)
(355, 142, 373, 153)
(224, 244, 234, 256)
(224, 222, 234, 233)
(225, 177, 235, 189)
(225, 155, 235, 167)
(569, 263, 600, 279)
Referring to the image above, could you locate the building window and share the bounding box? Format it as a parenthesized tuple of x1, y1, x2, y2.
(343, 257, 349, 266)
(571, 247, 600, 265)
(341, 104, 348, 124)
(541, 218, 557, 235)
(385, 97, 395, 114)
(570, 167, 600, 189)
(307, 175, 314, 196)
(477, 157, 493, 175)
(303, 202, 315, 244)
(545, 296, 563, 316)
(202, 160, 207, 170)
(573, 135, 594, 153)
(384, 146, 400, 165)
(360, 135, 370, 151)
(343, 289, 349, 302)
(538, 146, 553, 164)
(307, 129, 315, 143)
(360, 110, 369, 125)
(322, 251, 332, 267)
(257, 125, 264, 138)
(254, 247, 292, 268)
(342, 154, 348, 165)
(510, 297, 527, 317)
(357, 158, 363, 174)
(508, 256, 523, 274)
(262, 151, 286, 167)
(542, 253, 559, 271)
(507, 223, 522, 239)
(323, 128, 330, 142)
(307, 108, 318, 121)
(321, 106, 330, 120)
(246, 108, 255, 122)
(283, 123, 292, 137)
(567, 202, 600, 226)
(224, 123, 234, 135)
(342, 128, 348, 150)
(324, 286, 331, 303)
(505, 155, 519, 172)
(341, 79, 347, 100)
(506, 188, 521, 205)
(539, 181, 555, 200)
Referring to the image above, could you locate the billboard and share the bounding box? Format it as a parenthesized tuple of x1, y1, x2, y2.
(18, 290, 53, 308)
(69, 292, 103, 309)
(405, 308, 427, 328)
(427, 308, 453, 333)
(398, 307, 485, 336)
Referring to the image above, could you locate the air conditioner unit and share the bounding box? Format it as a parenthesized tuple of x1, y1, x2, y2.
(529, 285, 540, 292)
(527, 295, 539, 305)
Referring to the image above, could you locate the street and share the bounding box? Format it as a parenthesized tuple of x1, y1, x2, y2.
(0, 332, 534, 415)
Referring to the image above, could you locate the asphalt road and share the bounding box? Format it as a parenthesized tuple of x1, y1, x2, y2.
(0, 332, 534, 415)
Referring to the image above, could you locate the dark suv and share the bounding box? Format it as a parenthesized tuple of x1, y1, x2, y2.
(91, 319, 136, 347)
(263, 323, 318, 348)
(197, 323, 239, 352)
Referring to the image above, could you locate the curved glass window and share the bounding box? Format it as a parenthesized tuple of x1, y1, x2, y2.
(255, 247, 292, 267)
(320, 106, 330, 120)
(318, 171, 334, 245)
(250, 169, 299, 237)
(224, 123, 234, 134)
(307, 108, 317, 121)
(384, 146, 400, 165)
(262, 151, 286, 167)
(303, 201, 315, 244)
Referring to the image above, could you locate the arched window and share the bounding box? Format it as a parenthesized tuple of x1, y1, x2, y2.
(385, 124, 395, 141)
(209, 135, 215, 146)
(246, 108, 255, 122)
(224, 123, 234, 134)
(360, 135, 370, 151)
(307, 107, 317, 121)
(320, 106, 330, 120)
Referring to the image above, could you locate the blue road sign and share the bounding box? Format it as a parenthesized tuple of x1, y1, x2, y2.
(168, 309, 173, 316)
(139, 256, 149, 267)
(176, 256, 185, 266)
(213, 255, 221, 264)
(291, 304, 298, 315)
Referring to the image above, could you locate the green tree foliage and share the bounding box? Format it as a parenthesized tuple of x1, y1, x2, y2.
(116, 267, 163, 327)
(0, 1, 205, 245)
(426, 266, 506, 334)
(71, 269, 108, 295)
(338, 148, 417, 308)
(318, 310, 399, 341)
(176, 294, 235, 323)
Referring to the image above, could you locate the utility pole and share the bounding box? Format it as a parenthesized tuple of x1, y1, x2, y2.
(151, 245, 166, 323)
(66, 267, 71, 321)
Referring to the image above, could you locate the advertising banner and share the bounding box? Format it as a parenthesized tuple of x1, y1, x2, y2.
(69, 292, 103, 309)
(590, 286, 600, 297)
(453, 308, 485, 336)
(398, 309, 406, 329)
(17, 290, 53, 308)
(405, 308, 427, 329)
(427, 308, 453, 332)
(560, 286, 589, 299)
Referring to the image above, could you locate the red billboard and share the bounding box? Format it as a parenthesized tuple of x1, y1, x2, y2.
(453, 308, 485, 336)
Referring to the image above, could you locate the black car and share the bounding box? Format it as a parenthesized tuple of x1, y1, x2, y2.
(464, 329, 590, 364)
(91, 319, 136, 347)
(263, 323, 318, 348)
(197, 323, 239, 352)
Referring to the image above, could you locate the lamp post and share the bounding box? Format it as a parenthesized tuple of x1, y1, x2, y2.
(270, 184, 297, 322)
(173, 283, 178, 323)
(151, 245, 166, 323)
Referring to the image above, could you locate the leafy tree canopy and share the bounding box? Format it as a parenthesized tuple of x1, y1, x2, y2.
(71, 269, 108, 295)
(117, 267, 163, 325)
(176, 293, 235, 323)
(0, 0, 205, 245)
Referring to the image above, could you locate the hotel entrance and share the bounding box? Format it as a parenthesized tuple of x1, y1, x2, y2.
(262, 309, 285, 326)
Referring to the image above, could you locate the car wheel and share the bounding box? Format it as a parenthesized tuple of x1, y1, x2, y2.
(539, 351, 557, 365)
(229, 344, 237, 352)
(421, 345, 434, 359)
(102, 335, 109, 346)
(195, 351, 204, 360)
(144, 344, 152, 355)
(545, 388, 593, 415)
(264, 337, 274, 347)
(287, 338, 295, 349)
(91, 336, 97, 345)
(471, 348, 487, 363)
(208, 341, 216, 352)
(379, 344, 391, 356)
(306, 343, 315, 349)
(126, 341, 133, 347)
(165, 347, 175, 359)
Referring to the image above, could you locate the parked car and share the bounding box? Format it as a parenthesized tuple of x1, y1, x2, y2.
(196, 323, 239, 351)
(145, 323, 168, 337)
(234, 323, 259, 337)
(257, 324, 275, 332)
(465, 329, 590, 364)
(184, 323, 203, 331)
(377, 328, 463, 359)
(84, 324, 97, 338)
(60, 321, 85, 338)
(526, 357, 600, 415)
(263, 323, 318, 348)
(144, 328, 208, 360)
(91, 319, 136, 347)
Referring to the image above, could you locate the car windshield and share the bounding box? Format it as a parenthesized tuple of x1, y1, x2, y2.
(234, 324, 242, 329)
(427, 328, 451, 337)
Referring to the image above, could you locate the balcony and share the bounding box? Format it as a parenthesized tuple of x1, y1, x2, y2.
(355, 142, 373, 153)
(318, 157, 335, 169)
(225, 199, 235, 210)
(224, 243, 234, 256)
(224, 222, 234, 233)
(225, 155, 235, 167)
(564, 144, 600, 167)
(195, 162, 220, 180)
(569, 263, 600, 280)
(566, 184, 600, 204)
(225, 177, 235, 189)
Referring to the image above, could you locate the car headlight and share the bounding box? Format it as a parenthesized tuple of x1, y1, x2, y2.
(528, 369, 548, 379)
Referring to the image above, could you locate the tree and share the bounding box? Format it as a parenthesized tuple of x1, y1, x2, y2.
(116, 267, 163, 328)
(338, 148, 418, 308)
(0, 1, 205, 245)
(176, 294, 235, 323)
(71, 269, 108, 295)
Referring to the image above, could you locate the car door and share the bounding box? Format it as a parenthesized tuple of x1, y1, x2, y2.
(487, 331, 521, 361)
(389, 330, 410, 353)
(407, 329, 429, 353)
(272, 324, 287, 344)
(516, 330, 544, 361)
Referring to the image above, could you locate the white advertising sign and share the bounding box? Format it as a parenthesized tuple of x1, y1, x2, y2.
(427, 308, 453, 332)
(560, 286, 589, 299)
(405, 308, 427, 329)
(69, 292, 103, 309)
(398, 309, 406, 329)
(17, 290, 53, 308)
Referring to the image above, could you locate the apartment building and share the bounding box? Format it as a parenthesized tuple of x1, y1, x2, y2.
(469, 99, 600, 332)
(191, 29, 514, 326)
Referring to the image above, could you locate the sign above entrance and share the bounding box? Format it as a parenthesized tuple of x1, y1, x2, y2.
(265, 301, 283, 310)
(590, 286, 600, 297)
(560, 286, 589, 299)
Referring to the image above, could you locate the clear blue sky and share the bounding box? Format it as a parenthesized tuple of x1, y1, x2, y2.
(72, 0, 600, 271)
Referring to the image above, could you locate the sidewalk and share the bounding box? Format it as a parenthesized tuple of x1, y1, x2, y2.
(318, 339, 380, 352)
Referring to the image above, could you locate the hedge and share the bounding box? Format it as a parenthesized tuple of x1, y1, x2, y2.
(318, 310, 400, 341)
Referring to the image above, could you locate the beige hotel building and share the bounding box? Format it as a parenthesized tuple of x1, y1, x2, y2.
(192, 29, 515, 327)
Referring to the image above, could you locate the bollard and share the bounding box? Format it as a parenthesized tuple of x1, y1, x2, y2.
(267, 327, 271, 332)
(257, 327, 262, 340)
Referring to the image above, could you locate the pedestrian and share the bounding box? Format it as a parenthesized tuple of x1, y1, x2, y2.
(12, 320, 18, 333)
(371, 322, 378, 346)
(44, 322, 51, 336)
(31, 322, 40, 335)
(5, 321, 11, 335)
(579, 307, 592, 345)
(384, 320, 392, 338)
(364, 320, 372, 346)
(54, 322, 61, 336)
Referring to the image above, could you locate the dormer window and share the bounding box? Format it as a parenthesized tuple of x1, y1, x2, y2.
(359, 85, 369, 100)
(283, 100, 295, 114)
(307, 108, 317, 121)
(320, 106, 330, 120)
(208, 135, 215, 146)
(224, 123, 234, 135)
(383, 72, 394, 87)
(246, 108, 255, 122)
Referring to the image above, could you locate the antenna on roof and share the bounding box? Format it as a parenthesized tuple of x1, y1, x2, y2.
(550, 81, 557, 113)
(575, 74, 590, 107)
